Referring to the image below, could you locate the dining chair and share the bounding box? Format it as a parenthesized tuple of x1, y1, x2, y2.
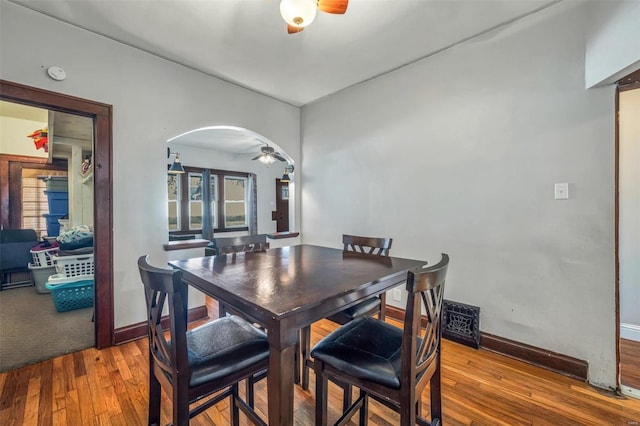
(205, 234, 270, 319)
(205, 234, 270, 257)
(137, 255, 269, 426)
(300, 234, 393, 403)
(207, 235, 304, 387)
(311, 254, 449, 426)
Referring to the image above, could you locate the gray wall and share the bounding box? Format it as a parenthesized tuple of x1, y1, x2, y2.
(301, 2, 617, 386)
(2, 0, 633, 388)
(0, 2, 301, 328)
(585, 0, 640, 87)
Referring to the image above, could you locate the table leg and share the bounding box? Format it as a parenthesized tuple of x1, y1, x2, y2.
(267, 342, 296, 425)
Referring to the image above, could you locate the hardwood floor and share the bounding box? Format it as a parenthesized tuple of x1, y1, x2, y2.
(1, 301, 640, 425)
(621, 338, 640, 390)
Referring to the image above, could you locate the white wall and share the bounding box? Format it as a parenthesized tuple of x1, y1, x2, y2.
(301, 2, 617, 387)
(0, 115, 49, 158)
(0, 2, 300, 328)
(619, 88, 640, 342)
(585, 0, 640, 88)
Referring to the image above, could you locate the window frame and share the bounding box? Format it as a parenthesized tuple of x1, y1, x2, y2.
(169, 166, 253, 235)
(223, 175, 249, 229)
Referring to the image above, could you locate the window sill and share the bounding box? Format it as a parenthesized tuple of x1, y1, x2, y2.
(163, 238, 210, 251)
(266, 232, 300, 240)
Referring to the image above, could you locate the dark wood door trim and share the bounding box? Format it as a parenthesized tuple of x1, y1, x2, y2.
(0, 80, 114, 349)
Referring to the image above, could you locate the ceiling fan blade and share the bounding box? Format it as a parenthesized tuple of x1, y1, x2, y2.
(251, 155, 262, 161)
(273, 154, 287, 162)
(317, 0, 348, 14)
(288, 24, 304, 34)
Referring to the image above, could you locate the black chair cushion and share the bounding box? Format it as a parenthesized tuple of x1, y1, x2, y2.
(311, 316, 403, 389)
(326, 297, 382, 325)
(187, 315, 269, 387)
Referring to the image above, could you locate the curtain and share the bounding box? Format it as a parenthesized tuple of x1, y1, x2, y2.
(201, 169, 213, 241)
(248, 173, 257, 235)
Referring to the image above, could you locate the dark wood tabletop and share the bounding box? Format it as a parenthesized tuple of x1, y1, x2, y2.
(169, 244, 427, 425)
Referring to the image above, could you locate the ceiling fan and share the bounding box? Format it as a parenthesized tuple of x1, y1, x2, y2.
(280, 0, 348, 34)
(252, 144, 287, 164)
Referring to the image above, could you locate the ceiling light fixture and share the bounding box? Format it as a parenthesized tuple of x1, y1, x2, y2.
(167, 148, 185, 174)
(280, 0, 317, 29)
(258, 154, 276, 164)
(280, 0, 348, 34)
(252, 144, 286, 163)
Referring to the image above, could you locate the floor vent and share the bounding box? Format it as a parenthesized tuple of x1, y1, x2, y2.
(442, 300, 480, 349)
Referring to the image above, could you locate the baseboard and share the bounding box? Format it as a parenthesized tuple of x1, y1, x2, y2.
(480, 333, 588, 381)
(114, 305, 209, 345)
(385, 305, 588, 381)
(620, 323, 640, 342)
(621, 385, 640, 400)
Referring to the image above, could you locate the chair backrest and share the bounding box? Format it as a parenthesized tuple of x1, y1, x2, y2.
(210, 234, 270, 255)
(401, 254, 449, 396)
(137, 255, 188, 384)
(342, 234, 393, 256)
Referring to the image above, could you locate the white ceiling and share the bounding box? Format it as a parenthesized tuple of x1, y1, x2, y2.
(8, 0, 561, 157)
(10, 0, 560, 107)
(167, 125, 288, 159)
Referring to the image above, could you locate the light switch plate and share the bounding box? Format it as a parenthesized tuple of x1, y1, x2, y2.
(554, 183, 569, 200)
(393, 288, 402, 302)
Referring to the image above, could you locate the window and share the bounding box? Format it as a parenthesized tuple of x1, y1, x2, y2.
(188, 172, 203, 230)
(168, 174, 180, 230)
(168, 166, 254, 235)
(22, 174, 49, 237)
(21, 168, 67, 238)
(224, 176, 247, 228)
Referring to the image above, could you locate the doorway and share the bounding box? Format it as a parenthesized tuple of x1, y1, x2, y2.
(617, 70, 640, 399)
(275, 178, 289, 232)
(0, 80, 114, 349)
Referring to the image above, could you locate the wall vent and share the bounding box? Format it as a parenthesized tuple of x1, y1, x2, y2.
(442, 300, 480, 349)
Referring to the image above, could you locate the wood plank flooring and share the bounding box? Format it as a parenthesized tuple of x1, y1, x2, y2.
(621, 338, 640, 390)
(1, 302, 640, 425)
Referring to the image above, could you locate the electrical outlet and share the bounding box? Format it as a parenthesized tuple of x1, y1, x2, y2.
(393, 288, 402, 302)
(554, 183, 569, 200)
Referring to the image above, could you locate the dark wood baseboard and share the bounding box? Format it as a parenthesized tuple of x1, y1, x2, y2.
(385, 305, 588, 381)
(481, 333, 588, 381)
(114, 305, 209, 345)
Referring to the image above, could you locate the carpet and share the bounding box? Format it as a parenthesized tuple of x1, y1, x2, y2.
(0, 286, 94, 372)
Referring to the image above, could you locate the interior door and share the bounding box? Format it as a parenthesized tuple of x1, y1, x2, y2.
(275, 178, 289, 232)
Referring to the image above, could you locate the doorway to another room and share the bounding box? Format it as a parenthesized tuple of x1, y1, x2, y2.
(0, 100, 96, 371)
(275, 178, 290, 232)
(617, 70, 640, 399)
(0, 80, 114, 362)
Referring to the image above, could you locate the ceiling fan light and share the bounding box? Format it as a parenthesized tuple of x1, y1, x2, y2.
(259, 154, 276, 164)
(280, 0, 317, 28)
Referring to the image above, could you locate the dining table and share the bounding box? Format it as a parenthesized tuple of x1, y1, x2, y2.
(168, 244, 427, 425)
